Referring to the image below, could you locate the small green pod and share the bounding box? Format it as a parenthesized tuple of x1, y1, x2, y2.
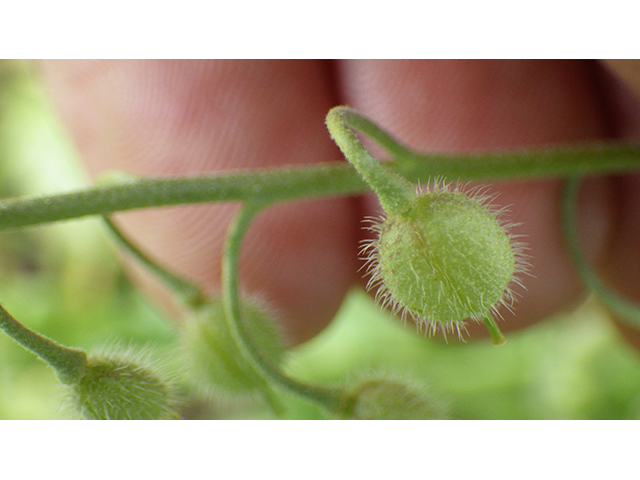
(68, 348, 179, 420)
(365, 186, 519, 338)
(339, 376, 448, 420)
(180, 298, 286, 398)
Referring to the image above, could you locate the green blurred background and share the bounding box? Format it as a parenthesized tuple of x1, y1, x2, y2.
(1, 59, 640, 420)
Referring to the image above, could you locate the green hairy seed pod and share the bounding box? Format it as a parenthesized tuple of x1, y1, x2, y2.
(181, 298, 286, 397)
(67, 347, 179, 420)
(339, 376, 448, 420)
(364, 184, 523, 339)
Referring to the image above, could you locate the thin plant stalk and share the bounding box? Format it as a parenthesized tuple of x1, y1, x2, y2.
(2, 107, 640, 231)
(0, 303, 87, 384)
(563, 176, 640, 327)
(221, 202, 344, 414)
(103, 216, 208, 309)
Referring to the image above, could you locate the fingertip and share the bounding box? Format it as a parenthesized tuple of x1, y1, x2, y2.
(41, 60, 360, 344)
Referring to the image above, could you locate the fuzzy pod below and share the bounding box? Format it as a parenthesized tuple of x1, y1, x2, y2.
(67, 348, 179, 420)
(180, 298, 286, 398)
(339, 376, 448, 420)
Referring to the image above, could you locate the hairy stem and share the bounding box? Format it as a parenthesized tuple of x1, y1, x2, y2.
(2, 136, 640, 231)
(0, 303, 87, 384)
(339, 106, 640, 180)
(481, 315, 506, 345)
(103, 216, 208, 309)
(0, 164, 363, 230)
(563, 176, 640, 327)
(221, 202, 344, 413)
(326, 106, 415, 215)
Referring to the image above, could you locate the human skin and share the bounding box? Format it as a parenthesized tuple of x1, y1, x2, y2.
(39, 59, 640, 346)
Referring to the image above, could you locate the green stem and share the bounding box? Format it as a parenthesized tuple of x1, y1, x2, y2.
(481, 315, 506, 345)
(221, 202, 344, 414)
(0, 163, 364, 231)
(339, 106, 640, 181)
(337, 107, 415, 160)
(2, 140, 640, 231)
(326, 106, 415, 215)
(261, 386, 285, 417)
(0, 303, 87, 384)
(563, 176, 640, 327)
(103, 216, 207, 309)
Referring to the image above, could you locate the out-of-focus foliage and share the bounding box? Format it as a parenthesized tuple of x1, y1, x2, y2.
(0, 60, 176, 419)
(1, 60, 640, 420)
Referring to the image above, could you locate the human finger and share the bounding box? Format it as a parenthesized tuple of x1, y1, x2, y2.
(40, 60, 360, 344)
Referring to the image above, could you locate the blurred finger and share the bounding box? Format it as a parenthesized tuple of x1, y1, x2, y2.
(41, 60, 360, 344)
